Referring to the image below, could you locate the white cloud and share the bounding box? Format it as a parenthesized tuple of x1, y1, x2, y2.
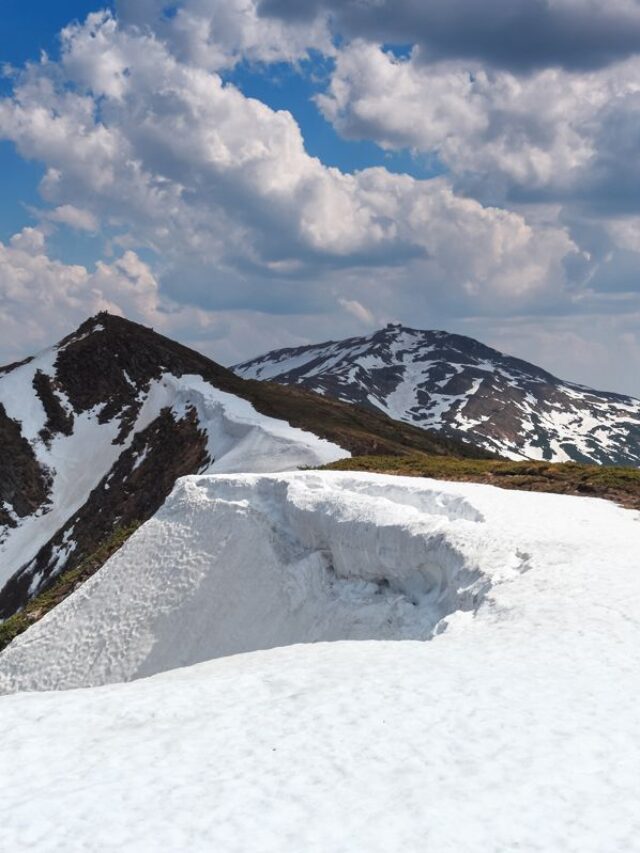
(116, 0, 333, 71)
(338, 297, 375, 325)
(2, 5, 640, 394)
(45, 205, 99, 232)
(0, 11, 577, 319)
(605, 216, 640, 252)
(318, 42, 640, 204)
(0, 227, 219, 362)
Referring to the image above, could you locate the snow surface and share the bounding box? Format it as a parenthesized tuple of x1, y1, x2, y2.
(133, 373, 349, 476)
(0, 472, 640, 850)
(0, 472, 490, 690)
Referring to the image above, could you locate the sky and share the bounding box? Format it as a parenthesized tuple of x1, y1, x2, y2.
(1, 1, 640, 395)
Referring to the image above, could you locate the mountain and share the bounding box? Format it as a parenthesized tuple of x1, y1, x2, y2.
(1, 471, 638, 851)
(234, 324, 640, 466)
(0, 313, 487, 620)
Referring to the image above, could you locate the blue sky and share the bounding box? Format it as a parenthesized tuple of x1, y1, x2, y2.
(1, 0, 640, 395)
(0, 1, 114, 248)
(1, 0, 108, 66)
(0, 1, 438, 252)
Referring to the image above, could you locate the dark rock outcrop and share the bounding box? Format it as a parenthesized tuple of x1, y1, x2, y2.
(0, 313, 488, 619)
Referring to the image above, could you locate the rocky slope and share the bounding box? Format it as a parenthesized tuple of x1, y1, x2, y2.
(235, 324, 640, 465)
(0, 314, 485, 619)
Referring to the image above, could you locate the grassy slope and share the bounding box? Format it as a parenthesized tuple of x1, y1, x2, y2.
(324, 454, 640, 511)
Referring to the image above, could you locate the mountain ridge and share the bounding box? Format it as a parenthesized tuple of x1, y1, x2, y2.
(0, 313, 487, 620)
(235, 323, 640, 466)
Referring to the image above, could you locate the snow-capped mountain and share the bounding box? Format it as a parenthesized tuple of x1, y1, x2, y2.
(235, 324, 640, 466)
(0, 314, 482, 620)
(1, 471, 639, 851)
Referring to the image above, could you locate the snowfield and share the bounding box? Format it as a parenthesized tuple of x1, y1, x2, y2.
(1, 472, 640, 851)
(2, 640, 639, 853)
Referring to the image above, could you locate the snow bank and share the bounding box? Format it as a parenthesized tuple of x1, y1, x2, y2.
(1, 471, 638, 694)
(0, 472, 492, 691)
(1, 474, 640, 850)
(160, 374, 348, 474)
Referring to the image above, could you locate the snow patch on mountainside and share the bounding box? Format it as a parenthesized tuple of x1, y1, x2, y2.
(0, 359, 348, 590)
(0, 351, 126, 587)
(235, 325, 640, 465)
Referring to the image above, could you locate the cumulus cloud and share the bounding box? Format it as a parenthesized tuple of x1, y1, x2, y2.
(116, 0, 333, 70)
(0, 10, 577, 321)
(44, 205, 99, 232)
(318, 42, 640, 212)
(2, 3, 640, 393)
(338, 297, 375, 325)
(258, 0, 640, 72)
(0, 226, 220, 362)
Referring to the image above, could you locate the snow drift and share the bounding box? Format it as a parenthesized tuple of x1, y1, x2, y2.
(2, 470, 637, 695)
(0, 472, 492, 691)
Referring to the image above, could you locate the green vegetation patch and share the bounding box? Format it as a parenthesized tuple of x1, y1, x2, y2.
(324, 454, 640, 511)
(0, 522, 139, 655)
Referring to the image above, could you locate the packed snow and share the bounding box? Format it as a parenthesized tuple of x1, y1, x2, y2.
(0, 472, 491, 691)
(0, 472, 639, 851)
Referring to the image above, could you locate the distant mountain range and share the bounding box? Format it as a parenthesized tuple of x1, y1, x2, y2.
(235, 324, 640, 466)
(0, 314, 482, 619)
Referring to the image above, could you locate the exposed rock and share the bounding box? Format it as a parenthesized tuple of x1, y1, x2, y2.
(0, 313, 486, 619)
(235, 324, 640, 465)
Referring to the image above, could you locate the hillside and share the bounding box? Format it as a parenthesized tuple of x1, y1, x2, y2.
(0, 313, 485, 620)
(235, 323, 640, 466)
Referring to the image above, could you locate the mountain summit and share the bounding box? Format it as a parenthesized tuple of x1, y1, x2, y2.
(235, 324, 640, 466)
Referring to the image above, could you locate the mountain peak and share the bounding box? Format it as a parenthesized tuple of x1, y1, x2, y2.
(0, 314, 486, 620)
(235, 325, 640, 466)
